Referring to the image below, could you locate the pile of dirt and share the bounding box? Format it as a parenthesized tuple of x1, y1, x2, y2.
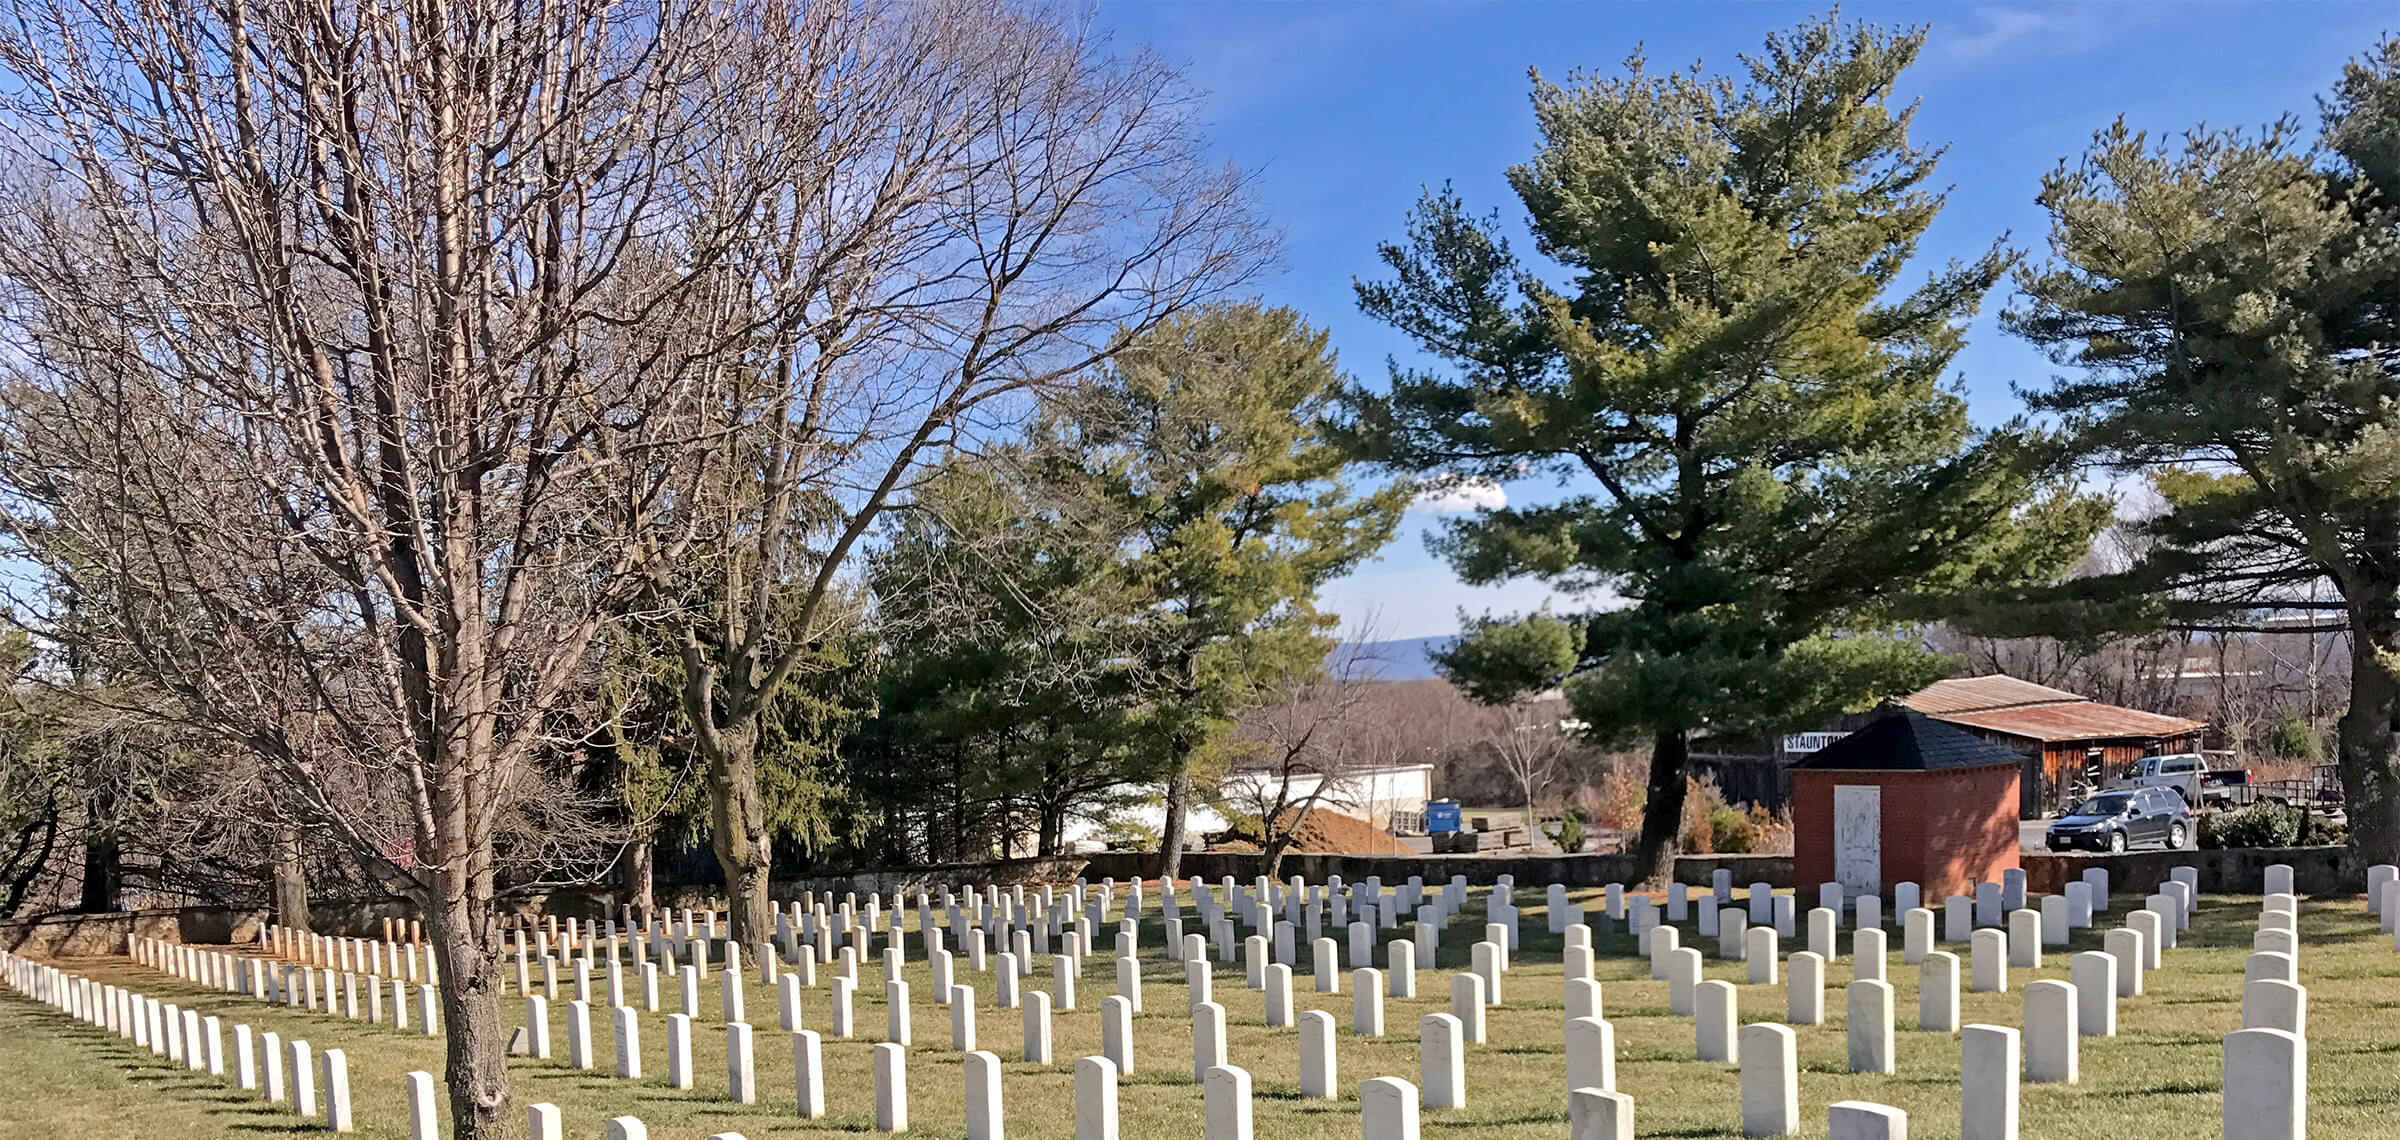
(1208, 807, 1407, 855)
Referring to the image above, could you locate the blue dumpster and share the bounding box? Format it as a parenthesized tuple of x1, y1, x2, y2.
(1425, 800, 1462, 834)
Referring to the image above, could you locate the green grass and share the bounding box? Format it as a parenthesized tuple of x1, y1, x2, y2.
(8, 888, 2399, 1139)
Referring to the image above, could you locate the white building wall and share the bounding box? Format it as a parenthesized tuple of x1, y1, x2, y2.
(1061, 762, 1435, 853)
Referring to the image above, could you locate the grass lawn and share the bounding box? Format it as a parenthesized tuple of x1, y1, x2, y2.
(8, 886, 2399, 1139)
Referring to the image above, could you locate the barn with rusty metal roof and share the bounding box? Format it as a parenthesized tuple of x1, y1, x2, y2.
(1896, 675, 2206, 817)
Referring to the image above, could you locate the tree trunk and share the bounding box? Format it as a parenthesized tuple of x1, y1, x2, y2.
(1038, 753, 1065, 857)
(1, 816, 58, 919)
(2338, 610, 2400, 864)
(949, 747, 967, 864)
(271, 826, 311, 933)
(431, 887, 511, 1140)
(621, 836, 655, 918)
(1264, 801, 1311, 882)
(1632, 729, 1690, 886)
(1157, 755, 1193, 884)
(77, 780, 120, 912)
(78, 832, 121, 913)
(703, 721, 775, 948)
(1038, 797, 1062, 858)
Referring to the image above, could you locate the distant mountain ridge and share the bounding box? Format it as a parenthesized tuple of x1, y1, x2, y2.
(1334, 635, 1452, 682)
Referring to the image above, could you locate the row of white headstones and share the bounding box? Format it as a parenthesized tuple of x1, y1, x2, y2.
(1, 947, 361, 1130)
(18, 859, 2400, 1140)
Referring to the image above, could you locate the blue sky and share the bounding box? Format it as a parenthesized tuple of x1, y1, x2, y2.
(1089, 0, 2395, 640)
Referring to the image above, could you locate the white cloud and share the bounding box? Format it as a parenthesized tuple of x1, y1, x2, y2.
(1410, 478, 1505, 515)
(1936, 4, 2148, 65)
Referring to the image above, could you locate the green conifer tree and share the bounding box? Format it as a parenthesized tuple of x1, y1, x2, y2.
(2009, 42, 2400, 860)
(1347, 16, 2107, 880)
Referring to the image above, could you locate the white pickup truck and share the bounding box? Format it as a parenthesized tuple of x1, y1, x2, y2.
(2105, 753, 2248, 806)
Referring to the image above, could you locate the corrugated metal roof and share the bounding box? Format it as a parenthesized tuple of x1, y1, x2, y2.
(1936, 703, 2205, 744)
(1901, 675, 2088, 715)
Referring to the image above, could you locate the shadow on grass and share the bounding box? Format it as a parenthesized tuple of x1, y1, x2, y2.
(2119, 1079, 2218, 1097)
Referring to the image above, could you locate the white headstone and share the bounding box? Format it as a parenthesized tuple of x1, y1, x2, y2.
(404, 1071, 437, 1140)
(613, 1005, 642, 1078)
(1296, 1010, 1337, 1098)
(1903, 908, 1934, 964)
(1854, 927, 1887, 983)
(2007, 909, 2042, 969)
(2040, 896, 2070, 946)
(2264, 864, 2294, 897)
(964, 1050, 1004, 1140)
(1745, 926, 1779, 985)
(1264, 963, 1294, 1028)
(2241, 979, 2308, 1037)
(1697, 980, 1738, 1063)
(1961, 1024, 2020, 1140)
(2023, 980, 2077, 1084)
(2069, 952, 2116, 1037)
(1422, 1013, 1466, 1107)
(1970, 928, 2008, 993)
(2106, 926, 2147, 996)
(1471, 941, 1504, 1006)
(875, 1041, 908, 1132)
(288, 1038, 317, 1117)
(1566, 1015, 1615, 1092)
(1919, 951, 1959, 1032)
(1449, 972, 1486, 1043)
(319, 1048, 354, 1132)
(1738, 1023, 1797, 1136)
(1353, 968, 1384, 1035)
(1787, 951, 1825, 1025)
(726, 1021, 757, 1103)
(1101, 994, 1133, 1075)
(1848, 979, 1895, 1074)
(566, 1000, 594, 1070)
(1365, 1075, 1422, 1140)
(1667, 947, 1700, 1016)
(2244, 951, 2298, 986)
(666, 1013, 694, 1089)
(1203, 1064, 1253, 1140)
(794, 1028, 824, 1118)
(1567, 977, 1603, 1022)
(1827, 1101, 1907, 1140)
(2222, 1028, 2305, 1140)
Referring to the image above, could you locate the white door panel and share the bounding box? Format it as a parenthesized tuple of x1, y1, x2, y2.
(1832, 784, 1882, 896)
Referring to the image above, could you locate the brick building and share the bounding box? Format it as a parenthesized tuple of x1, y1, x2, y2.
(1789, 711, 2022, 899)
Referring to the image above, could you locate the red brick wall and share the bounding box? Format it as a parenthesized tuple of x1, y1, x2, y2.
(1791, 765, 2021, 899)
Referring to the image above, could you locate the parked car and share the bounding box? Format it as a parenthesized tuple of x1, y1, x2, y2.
(2046, 786, 2193, 853)
(2106, 753, 2246, 806)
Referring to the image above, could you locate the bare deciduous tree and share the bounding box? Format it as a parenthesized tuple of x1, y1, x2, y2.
(1220, 630, 1402, 877)
(1486, 700, 1572, 841)
(0, 1, 884, 1132)
(648, 4, 1270, 945)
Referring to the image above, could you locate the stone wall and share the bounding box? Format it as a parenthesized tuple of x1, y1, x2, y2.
(0, 850, 1807, 955)
(0, 905, 268, 957)
(1077, 850, 1793, 889)
(2021, 844, 2361, 896)
(494, 855, 1100, 921)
